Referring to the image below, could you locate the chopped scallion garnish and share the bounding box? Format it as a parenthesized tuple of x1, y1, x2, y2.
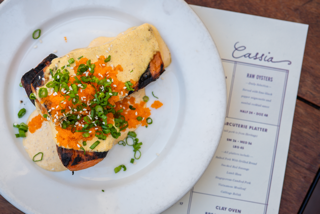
(129, 105, 136, 110)
(29, 93, 36, 100)
(90, 140, 100, 150)
(68, 58, 75, 64)
(39, 88, 48, 98)
(18, 108, 26, 118)
(114, 164, 126, 173)
(143, 96, 149, 102)
(104, 55, 111, 62)
(146, 117, 153, 125)
(33, 152, 43, 162)
(32, 29, 41, 39)
(152, 92, 158, 99)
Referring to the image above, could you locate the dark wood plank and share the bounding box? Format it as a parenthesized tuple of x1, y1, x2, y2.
(0, 195, 23, 214)
(279, 99, 320, 214)
(186, 0, 320, 106)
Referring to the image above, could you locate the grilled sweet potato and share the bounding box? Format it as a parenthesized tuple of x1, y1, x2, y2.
(22, 52, 164, 171)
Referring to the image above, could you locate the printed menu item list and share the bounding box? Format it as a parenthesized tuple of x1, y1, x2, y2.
(164, 5, 308, 214)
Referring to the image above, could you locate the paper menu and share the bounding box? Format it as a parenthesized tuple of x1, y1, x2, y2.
(163, 5, 308, 214)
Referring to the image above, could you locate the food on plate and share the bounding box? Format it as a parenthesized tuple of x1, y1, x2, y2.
(19, 23, 171, 172)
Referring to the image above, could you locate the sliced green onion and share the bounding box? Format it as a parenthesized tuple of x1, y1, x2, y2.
(114, 164, 126, 173)
(152, 91, 158, 99)
(19, 82, 23, 87)
(130, 158, 134, 164)
(136, 116, 142, 121)
(146, 117, 153, 125)
(18, 108, 26, 118)
(134, 150, 141, 159)
(18, 129, 26, 137)
(83, 133, 90, 138)
(49, 69, 54, 77)
(78, 56, 83, 60)
(129, 105, 136, 110)
(127, 131, 137, 138)
(29, 93, 36, 100)
(102, 190, 105, 192)
(68, 58, 75, 64)
(118, 140, 126, 146)
(90, 141, 100, 150)
(71, 84, 78, 92)
(104, 55, 111, 62)
(33, 152, 43, 162)
(95, 105, 103, 115)
(125, 81, 134, 91)
(143, 96, 149, 102)
(83, 141, 87, 146)
(32, 29, 41, 39)
(95, 134, 106, 140)
(39, 88, 48, 98)
(130, 70, 133, 73)
(15, 134, 20, 138)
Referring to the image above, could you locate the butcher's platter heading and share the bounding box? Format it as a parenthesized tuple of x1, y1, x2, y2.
(16, 23, 171, 173)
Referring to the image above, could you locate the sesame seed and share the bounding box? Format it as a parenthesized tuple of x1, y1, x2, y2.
(38, 76, 41, 79)
(135, 112, 137, 116)
(102, 64, 105, 66)
(96, 55, 99, 58)
(109, 93, 112, 96)
(77, 144, 80, 148)
(124, 87, 126, 89)
(34, 45, 37, 49)
(95, 128, 98, 130)
(39, 39, 42, 43)
(89, 131, 92, 133)
(53, 50, 57, 53)
(113, 85, 116, 87)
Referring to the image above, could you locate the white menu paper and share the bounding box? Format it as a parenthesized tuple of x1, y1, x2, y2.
(163, 5, 308, 214)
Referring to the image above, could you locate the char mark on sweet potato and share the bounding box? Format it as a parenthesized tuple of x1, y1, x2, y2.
(21, 54, 57, 105)
(129, 52, 165, 95)
(57, 146, 108, 171)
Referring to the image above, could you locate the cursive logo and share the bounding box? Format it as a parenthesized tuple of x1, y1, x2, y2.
(232, 42, 292, 65)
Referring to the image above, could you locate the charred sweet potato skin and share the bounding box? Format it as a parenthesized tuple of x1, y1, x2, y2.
(130, 52, 165, 95)
(57, 146, 108, 171)
(21, 54, 57, 104)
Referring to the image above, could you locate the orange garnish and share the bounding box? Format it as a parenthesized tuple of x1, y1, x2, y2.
(151, 100, 163, 109)
(28, 114, 45, 133)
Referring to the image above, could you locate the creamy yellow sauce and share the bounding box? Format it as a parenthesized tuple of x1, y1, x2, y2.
(36, 23, 171, 100)
(23, 111, 66, 172)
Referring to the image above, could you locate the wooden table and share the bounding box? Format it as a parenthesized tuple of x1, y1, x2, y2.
(1, 0, 319, 213)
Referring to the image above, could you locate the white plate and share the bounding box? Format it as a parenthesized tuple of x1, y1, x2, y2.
(0, 0, 226, 213)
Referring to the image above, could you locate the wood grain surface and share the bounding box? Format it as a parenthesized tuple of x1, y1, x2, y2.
(0, 0, 319, 214)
